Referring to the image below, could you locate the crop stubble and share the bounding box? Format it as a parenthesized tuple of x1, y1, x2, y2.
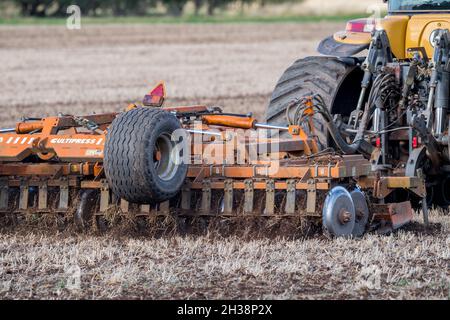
(0, 23, 449, 300)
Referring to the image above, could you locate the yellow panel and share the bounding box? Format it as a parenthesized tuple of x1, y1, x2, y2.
(406, 14, 450, 59)
(380, 15, 410, 59)
(332, 15, 409, 59)
(333, 31, 371, 45)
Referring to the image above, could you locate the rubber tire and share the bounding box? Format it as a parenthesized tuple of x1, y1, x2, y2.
(104, 108, 187, 204)
(266, 56, 357, 149)
(433, 176, 450, 210)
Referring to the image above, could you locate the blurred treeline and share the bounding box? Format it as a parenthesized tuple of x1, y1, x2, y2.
(11, 0, 300, 17)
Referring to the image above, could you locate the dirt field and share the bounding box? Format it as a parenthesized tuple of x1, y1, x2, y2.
(0, 213, 448, 300)
(0, 23, 342, 125)
(0, 23, 449, 300)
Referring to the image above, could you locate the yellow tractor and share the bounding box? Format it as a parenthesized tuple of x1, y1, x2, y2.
(266, 0, 450, 209)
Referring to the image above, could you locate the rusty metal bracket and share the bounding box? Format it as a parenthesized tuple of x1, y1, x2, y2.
(299, 169, 311, 183)
(373, 176, 426, 199)
(372, 201, 413, 229)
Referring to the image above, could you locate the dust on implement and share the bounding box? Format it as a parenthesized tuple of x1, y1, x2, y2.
(0, 81, 427, 237)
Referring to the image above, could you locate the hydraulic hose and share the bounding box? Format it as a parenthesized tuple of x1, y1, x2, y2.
(325, 73, 398, 156)
(298, 95, 374, 155)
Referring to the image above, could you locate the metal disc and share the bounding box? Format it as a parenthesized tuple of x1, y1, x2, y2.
(74, 189, 98, 230)
(322, 186, 355, 237)
(350, 189, 369, 237)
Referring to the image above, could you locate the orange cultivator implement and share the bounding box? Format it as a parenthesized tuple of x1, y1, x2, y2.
(0, 83, 427, 237)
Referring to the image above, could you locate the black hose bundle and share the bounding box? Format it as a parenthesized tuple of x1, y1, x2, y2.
(285, 94, 373, 155)
(285, 71, 399, 156)
(285, 95, 331, 126)
(367, 72, 400, 117)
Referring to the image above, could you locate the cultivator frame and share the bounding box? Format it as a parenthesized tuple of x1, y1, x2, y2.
(0, 86, 427, 236)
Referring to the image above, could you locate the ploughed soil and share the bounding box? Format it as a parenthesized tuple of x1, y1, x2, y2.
(0, 23, 449, 300)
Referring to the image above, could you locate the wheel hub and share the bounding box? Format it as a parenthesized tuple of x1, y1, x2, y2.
(322, 186, 356, 237)
(338, 209, 352, 224)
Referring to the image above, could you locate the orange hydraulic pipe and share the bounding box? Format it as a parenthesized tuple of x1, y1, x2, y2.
(15, 121, 44, 134)
(202, 115, 256, 129)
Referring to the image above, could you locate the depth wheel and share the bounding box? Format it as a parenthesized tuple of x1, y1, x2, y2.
(104, 108, 188, 204)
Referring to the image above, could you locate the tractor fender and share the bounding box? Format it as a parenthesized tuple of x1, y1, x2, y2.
(318, 15, 410, 58)
(317, 34, 370, 57)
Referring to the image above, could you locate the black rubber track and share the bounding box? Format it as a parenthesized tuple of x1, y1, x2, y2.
(104, 108, 187, 204)
(266, 56, 355, 149)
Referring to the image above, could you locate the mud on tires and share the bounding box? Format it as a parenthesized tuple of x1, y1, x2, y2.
(104, 108, 188, 204)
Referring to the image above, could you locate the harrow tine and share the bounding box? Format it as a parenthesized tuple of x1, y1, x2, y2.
(120, 199, 129, 213)
(285, 179, 297, 214)
(265, 179, 275, 215)
(201, 180, 211, 214)
(244, 179, 254, 214)
(58, 179, 69, 211)
(306, 179, 317, 214)
(224, 179, 234, 215)
(19, 180, 29, 211)
(181, 183, 191, 211)
(140, 204, 150, 214)
(0, 179, 9, 211)
(99, 180, 110, 213)
(158, 201, 170, 215)
(38, 181, 48, 211)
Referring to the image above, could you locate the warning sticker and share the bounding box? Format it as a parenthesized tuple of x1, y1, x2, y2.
(85, 149, 103, 157)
